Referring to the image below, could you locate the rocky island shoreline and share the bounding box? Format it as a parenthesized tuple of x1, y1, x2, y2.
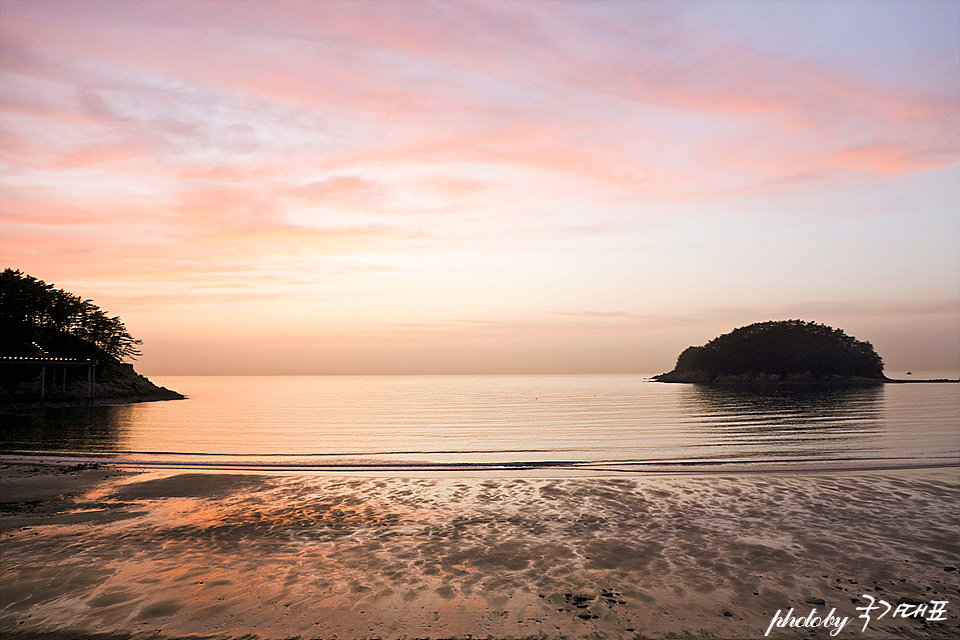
(653, 369, 891, 385)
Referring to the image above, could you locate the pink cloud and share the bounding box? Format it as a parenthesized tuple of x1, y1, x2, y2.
(292, 176, 386, 206)
(2, 0, 957, 375)
(4, 0, 954, 214)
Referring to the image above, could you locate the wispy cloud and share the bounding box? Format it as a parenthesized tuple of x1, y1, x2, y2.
(2, 0, 957, 372)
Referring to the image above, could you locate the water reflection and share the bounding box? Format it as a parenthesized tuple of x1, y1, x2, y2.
(0, 405, 131, 452)
(678, 384, 886, 461)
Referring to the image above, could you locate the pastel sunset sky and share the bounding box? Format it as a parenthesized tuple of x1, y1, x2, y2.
(2, 0, 958, 375)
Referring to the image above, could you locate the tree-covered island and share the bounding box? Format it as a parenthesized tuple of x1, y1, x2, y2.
(653, 320, 889, 385)
(0, 269, 183, 404)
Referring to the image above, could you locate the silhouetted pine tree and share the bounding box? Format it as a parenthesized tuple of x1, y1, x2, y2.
(0, 268, 142, 362)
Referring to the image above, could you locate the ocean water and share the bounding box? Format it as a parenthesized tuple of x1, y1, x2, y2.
(1, 374, 958, 473)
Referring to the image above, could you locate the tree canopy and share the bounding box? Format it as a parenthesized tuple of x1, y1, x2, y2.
(0, 269, 142, 362)
(656, 320, 885, 383)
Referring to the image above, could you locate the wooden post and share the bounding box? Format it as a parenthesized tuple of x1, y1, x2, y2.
(41, 365, 46, 401)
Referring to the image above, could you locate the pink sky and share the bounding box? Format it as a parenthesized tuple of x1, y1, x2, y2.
(2, 0, 958, 375)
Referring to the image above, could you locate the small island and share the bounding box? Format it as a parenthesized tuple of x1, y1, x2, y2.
(0, 269, 183, 405)
(653, 320, 889, 385)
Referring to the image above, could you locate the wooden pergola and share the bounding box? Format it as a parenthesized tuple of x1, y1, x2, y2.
(0, 357, 98, 401)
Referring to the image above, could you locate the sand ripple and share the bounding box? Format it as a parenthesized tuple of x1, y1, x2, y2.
(1, 465, 957, 639)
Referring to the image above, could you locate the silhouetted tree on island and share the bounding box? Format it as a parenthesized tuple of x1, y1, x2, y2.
(1, 269, 181, 403)
(654, 320, 886, 384)
(1, 268, 142, 361)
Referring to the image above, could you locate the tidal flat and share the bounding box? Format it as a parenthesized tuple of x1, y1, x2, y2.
(1, 462, 958, 639)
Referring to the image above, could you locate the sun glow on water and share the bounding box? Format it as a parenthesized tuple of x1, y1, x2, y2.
(2, 375, 957, 472)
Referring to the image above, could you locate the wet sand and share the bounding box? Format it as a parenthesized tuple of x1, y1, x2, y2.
(1, 462, 957, 639)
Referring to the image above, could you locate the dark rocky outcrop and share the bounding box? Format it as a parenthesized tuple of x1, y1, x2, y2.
(0, 359, 183, 407)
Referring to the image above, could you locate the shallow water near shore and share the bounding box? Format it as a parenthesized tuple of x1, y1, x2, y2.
(1, 374, 958, 472)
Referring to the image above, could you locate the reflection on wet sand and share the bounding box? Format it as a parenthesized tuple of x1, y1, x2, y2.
(1, 464, 957, 639)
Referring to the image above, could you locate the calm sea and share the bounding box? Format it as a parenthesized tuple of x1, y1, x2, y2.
(1, 374, 958, 473)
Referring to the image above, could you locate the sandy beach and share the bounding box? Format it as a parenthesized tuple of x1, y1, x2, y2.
(1, 462, 957, 640)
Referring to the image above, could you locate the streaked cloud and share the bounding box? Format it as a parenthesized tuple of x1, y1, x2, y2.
(1, 0, 957, 373)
